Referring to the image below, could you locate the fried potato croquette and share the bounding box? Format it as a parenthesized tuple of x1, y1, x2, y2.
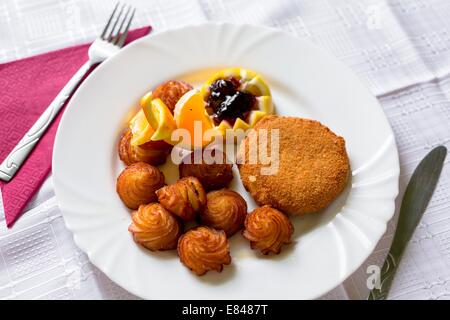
(156, 177, 206, 221)
(119, 129, 172, 166)
(152, 80, 193, 112)
(237, 115, 350, 215)
(178, 226, 231, 276)
(242, 206, 293, 255)
(128, 203, 182, 251)
(116, 162, 165, 209)
(200, 189, 247, 237)
(179, 150, 233, 191)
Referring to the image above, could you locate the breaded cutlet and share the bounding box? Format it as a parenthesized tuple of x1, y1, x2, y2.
(237, 115, 350, 215)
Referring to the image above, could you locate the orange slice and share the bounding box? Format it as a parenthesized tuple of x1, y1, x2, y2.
(174, 89, 215, 148)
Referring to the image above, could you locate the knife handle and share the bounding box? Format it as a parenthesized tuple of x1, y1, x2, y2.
(368, 146, 447, 300)
(0, 62, 91, 182)
(368, 253, 398, 300)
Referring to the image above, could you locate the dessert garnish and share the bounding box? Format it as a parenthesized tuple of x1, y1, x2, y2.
(201, 68, 274, 131)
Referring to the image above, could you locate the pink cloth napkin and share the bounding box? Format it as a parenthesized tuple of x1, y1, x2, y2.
(0, 26, 151, 228)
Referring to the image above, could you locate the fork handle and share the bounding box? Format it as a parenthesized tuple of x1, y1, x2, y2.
(0, 62, 92, 182)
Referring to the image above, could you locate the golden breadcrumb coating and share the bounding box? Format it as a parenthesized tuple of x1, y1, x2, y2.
(237, 115, 350, 215)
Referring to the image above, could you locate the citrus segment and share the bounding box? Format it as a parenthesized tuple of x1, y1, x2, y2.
(256, 95, 273, 114)
(142, 98, 177, 142)
(129, 109, 155, 146)
(232, 118, 251, 131)
(174, 90, 215, 148)
(248, 110, 267, 127)
(242, 75, 271, 96)
(139, 91, 153, 108)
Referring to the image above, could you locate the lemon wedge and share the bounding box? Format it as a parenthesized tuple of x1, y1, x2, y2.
(129, 109, 155, 146)
(200, 68, 273, 131)
(241, 75, 271, 96)
(139, 91, 153, 108)
(232, 118, 251, 131)
(256, 95, 273, 114)
(201, 67, 271, 98)
(248, 110, 267, 127)
(142, 98, 177, 142)
(213, 120, 232, 137)
(222, 67, 257, 82)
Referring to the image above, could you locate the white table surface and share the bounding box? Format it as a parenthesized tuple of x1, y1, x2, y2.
(1, 0, 450, 300)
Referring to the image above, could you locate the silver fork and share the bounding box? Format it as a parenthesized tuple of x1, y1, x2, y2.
(0, 2, 136, 182)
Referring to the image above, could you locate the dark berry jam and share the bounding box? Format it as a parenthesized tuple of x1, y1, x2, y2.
(207, 78, 256, 125)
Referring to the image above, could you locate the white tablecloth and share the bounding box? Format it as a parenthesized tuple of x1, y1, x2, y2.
(1, 0, 450, 300)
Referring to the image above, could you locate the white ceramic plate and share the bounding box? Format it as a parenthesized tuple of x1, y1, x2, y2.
(53, 23, 399, 300)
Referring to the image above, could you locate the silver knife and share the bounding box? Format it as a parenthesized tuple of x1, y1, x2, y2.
(368, 145, 447, 300)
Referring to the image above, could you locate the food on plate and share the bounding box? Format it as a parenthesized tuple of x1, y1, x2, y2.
(116, 162, 165, 209)
(173, 89, 216, 148)
(128, 203, 182, 251)
(142, 97, 178, 143)
(115, 69, 351, 276)
(127, 68, 273, 150)
(152, 80, 193, 112)
(129, 80, 193, 147)
(128, 109, 155, 146)
(242, 205, 293, 255)
(119, 128, 172, 166)
(237, 115, 350, 215)
(201, 67, 274, 130)
(200, 189, 247, 237)
(156, 177, 207, 221)
(179, 149, 233, 191)
(178, 226, 231, 276)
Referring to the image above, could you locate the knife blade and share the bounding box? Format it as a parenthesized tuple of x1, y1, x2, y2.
(368, 145, 447, 300)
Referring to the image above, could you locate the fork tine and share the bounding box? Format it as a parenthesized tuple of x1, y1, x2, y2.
(106, 3, 126, 41)
(112, 5, 132, 44)
(100, 2, 119, 39)
(116, 8, 135, 48)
